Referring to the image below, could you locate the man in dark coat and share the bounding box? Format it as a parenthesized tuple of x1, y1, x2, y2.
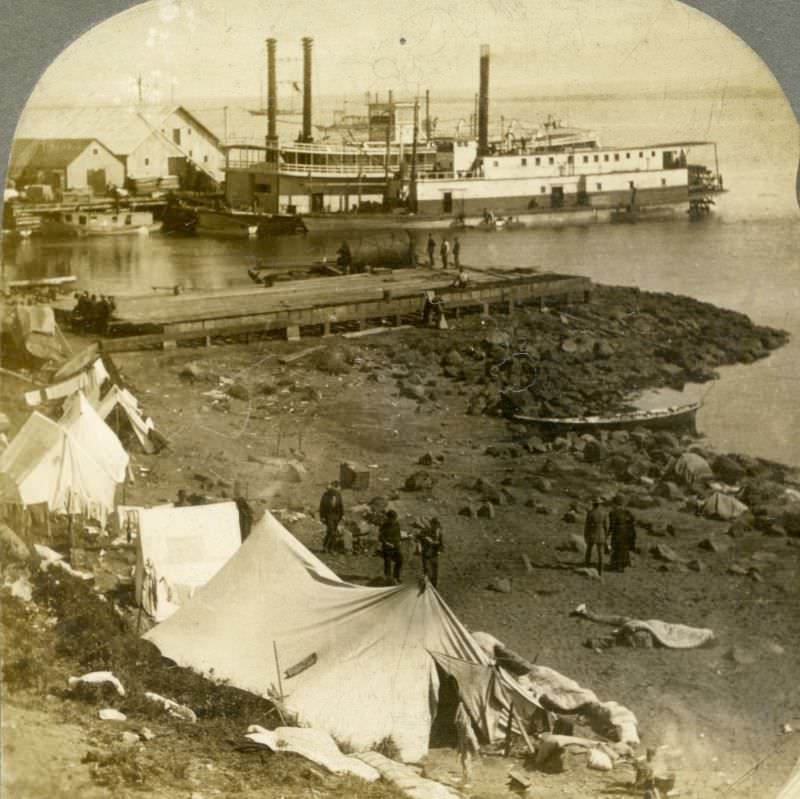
(584, 497, 609, 575)
(608, 494, 636, 572)
(379, 509, 403, 583)
(417, 517, 444, 587)
(426, 234, 436, 267)
(319, 481, 344, 553)
(234, 483, 255, 542)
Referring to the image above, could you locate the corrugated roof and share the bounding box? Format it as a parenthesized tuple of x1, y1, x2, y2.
(10, 138, 104, 172)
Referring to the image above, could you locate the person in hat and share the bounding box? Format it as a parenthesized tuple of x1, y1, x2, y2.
(609, 494, 636, 572)
(417, 517, 444, 587)
(584, 496, 610, 575)
(379, 509, 403, 583)
(233, 483, 255, 542)
(319, 481, 344, 553)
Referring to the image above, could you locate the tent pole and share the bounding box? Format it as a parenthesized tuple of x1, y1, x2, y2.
(273, 640, 284, 702)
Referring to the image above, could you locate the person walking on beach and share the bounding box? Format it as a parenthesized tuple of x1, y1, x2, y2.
(426, 233, 436, 267)
(440, 238, 450, 269)
(379, 509, 403, 583)
(584, 497, 609, 575)
(609, 494, 636, 572)
(417, 517, 444, 587)
(452, 236, 461, 269)
(319, 481, 344, 553)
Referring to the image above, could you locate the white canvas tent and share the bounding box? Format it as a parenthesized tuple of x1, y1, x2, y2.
(777, 757, 800, 799)
(145, 512, 540, 762)
(95, 385, 158, 453)
(0, 412, 123, 519)
(59, 392, 129, 483)
(135, 502, 242, 622)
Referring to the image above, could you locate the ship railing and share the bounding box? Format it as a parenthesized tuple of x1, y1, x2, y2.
(417, 171, 482, 181)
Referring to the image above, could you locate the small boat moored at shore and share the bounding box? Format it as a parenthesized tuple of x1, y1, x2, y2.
(40, 209, 160, 237)
(513, 401, 701, 434)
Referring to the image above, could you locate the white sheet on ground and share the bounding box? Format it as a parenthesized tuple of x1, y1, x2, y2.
(245, 726, 380, 781)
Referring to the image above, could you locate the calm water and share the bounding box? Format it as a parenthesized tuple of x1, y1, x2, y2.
(2, 92, 798, 465)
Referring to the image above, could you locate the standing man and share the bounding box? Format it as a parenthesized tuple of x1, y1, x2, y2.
(609, 494, 636, 572)
(584, 497, 609, 575)
(379, 509, 403, 583)
(452, 236, 461, 269)
(440, 237, 450, 269)
(319, 481, 344, 553)
(336, 241, 353, 274)
(417, 517, 444, 587)
(233, 483, 255, 542)
(426, 233, 436, 267)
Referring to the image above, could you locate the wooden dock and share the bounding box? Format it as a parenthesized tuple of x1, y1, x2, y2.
(86, 266, 591, 352)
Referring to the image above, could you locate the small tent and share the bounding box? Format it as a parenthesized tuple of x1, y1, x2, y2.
(95, 385, 160, 453)
(701, 491, 748, 520)
(135, 501, 242, 622)
(0, 412, 122, 519)
(59, 392, 129, 483)
(145, 512, 540, 762)
(777, 757, 800, 799)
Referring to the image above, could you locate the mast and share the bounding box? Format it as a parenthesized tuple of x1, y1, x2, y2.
(409, 98, 419, 212)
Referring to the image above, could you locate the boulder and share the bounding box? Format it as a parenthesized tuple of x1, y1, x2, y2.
(531, 476, 553, 493)
(650, 543, 681, 563)
(487, 576, 511, 593)
(0, 524, 33, 561)
(417, 452, 435, 466)
(404, 471, 435, 492)
(583, 440, 607, 464)
(563, 534, 587, 556)
(400, 383, 428, 402)
(698, 537, 730, 554)
(477, 503, 495, 519)
(340, 461, 370, 490)
(179, 361, 204, 380)
(524, 435, 548, 454)
(459, 505, 477, 518)
(484, 330, 511, 349)
(562, 510, 578, 523)
(686, 559, 706, 572)
(226, 382, 250, 401)
(442, 349, 463, 367)
(593, 340, 615, 359)
(627, 493, 659, 510)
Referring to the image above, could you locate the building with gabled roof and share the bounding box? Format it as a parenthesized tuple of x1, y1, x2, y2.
(14, 105, 225, 187)
(8, 137, 125, 193)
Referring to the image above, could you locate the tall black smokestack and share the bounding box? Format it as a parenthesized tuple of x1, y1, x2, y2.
(478, 44, 490, 155)
(302, 37, 313, 143)
(266, 38, 277, 146)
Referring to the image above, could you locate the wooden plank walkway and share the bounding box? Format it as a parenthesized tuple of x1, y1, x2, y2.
(93, 266, 591, 352)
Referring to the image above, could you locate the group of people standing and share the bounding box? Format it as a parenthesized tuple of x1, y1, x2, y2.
(583, 494, 637, 575)
(70, 291, 116, 334)
(426, 234, 460, 270)
(318, 481, 444, 587)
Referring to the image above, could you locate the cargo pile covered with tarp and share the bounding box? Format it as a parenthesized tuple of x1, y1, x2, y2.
(145, 511, 544, 763)
(2, 303, 71, 366)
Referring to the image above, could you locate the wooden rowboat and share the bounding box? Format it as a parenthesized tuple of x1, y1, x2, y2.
(513, 401, 701, 433)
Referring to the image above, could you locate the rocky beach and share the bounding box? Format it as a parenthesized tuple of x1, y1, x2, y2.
(2, 282, 799, 799)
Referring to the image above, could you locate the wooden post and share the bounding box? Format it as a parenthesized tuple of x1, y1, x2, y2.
(503, 701, 515, 757)
(323, 319, 331, 336)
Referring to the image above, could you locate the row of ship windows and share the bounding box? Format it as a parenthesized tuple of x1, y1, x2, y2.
(534, 178, 668, 193)
(494, 151, 661, 168)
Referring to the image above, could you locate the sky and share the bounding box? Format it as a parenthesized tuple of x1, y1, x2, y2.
(26, 0, 792, 108)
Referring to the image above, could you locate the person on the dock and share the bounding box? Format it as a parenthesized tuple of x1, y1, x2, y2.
(417, 517, 444, 587)
(452, 236, 461, 269)
(584, 497, 609, 575)
(451, 267, 469, 288)
(336, 241, 352, 274)
(426, 234, 436, 267)
(379, 509, 403, 583)
(609, 494, 636, 572)
(440, 238, 450, 269)
(319, 481, 344, 553)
